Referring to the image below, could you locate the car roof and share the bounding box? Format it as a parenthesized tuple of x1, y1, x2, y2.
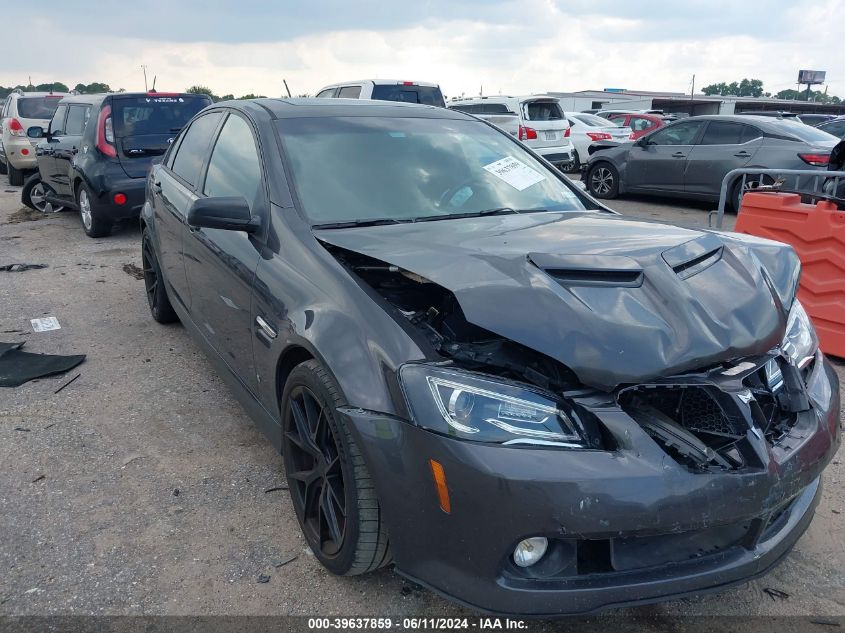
(244, 97, 470, 120)
(56, 91, 209, 105)
(13, 92, 69, 98)
(320, 79, 440, 89)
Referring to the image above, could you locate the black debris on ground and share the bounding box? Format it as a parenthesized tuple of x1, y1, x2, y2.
(53, 373, 81, 394)
(0, 341, 86, 388)
(257, 575, 271, 584)
(122, 263, 144, 280)
(31, 475, 45, 483)
(763, 587, 790, 601)
(271, 554, 297, 568)
(0, 263, 47, 272)
(264, 485, 288, 493)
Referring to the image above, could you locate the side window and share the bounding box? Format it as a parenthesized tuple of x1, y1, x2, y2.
(699, 121, 744, 145)
(315, 89, 335, 98)
(608, 114, 626, 126)
(337, 86, 361, 99)
(65, 105, 90, 136)
(170, 112, 223, 187)
(483, 103, 512, 114)
(629, 116, 656, 132)
(49, 105, 69, 136)
(647, 121, 705, 145)
(740, 124, 763, 143)
(203, 114, 263, 211)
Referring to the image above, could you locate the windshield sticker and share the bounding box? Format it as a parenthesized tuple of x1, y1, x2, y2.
(483, 156, 545, 191)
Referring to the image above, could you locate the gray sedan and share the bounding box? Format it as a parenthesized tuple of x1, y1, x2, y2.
(584, 115, 839, 209)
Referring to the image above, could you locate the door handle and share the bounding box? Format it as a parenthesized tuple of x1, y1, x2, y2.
(152, 181, 162, 193)
(255, 315, 277, 339)
(672, 152, 686, 158)
(734, 151, 751, 158)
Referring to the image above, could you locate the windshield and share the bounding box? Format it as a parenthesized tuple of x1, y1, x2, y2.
(774, 119, 839, 144)
(574, 113, 617, 127)
(17, 96, 63, 119)
(370, 84, 445, 107)
(278, 116, 589, 225)
(112, 95, 211, 137)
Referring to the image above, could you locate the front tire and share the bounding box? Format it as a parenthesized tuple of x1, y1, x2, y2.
(22, 174, 65, 213)
(282, 360, 391, 576)
(8, 161, 24, 186)
(141, 228, 178, 324)
(77, 183, 111, 238)
(587, 162, 619, 199)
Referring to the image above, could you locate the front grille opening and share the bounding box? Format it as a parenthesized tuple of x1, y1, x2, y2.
(743, 359, 801, 446)
(619, 386, 756, 472)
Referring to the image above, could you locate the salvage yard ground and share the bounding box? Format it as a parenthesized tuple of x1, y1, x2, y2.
(0, 182, 843, 628)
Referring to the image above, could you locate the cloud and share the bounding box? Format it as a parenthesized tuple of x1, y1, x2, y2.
(1, 0, 843, 98)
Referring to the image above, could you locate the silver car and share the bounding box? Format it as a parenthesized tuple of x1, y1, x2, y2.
(583, 115, 839, 210)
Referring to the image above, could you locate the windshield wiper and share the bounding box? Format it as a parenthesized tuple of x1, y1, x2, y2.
(413, 207, 548, 222)
(312, 218, 410, 229)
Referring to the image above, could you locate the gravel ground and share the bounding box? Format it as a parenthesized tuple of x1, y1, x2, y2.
(0, 179, 842, 627)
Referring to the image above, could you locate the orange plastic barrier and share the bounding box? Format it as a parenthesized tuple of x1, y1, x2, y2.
(735, 192, 845, 358)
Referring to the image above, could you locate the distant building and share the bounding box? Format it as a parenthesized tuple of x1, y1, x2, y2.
(546, 89, 845, 117)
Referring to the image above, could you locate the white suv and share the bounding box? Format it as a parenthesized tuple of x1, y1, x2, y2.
(0, 90, 67, 185)
(315, 80, 445, 107)
(448, 96, 574, 170)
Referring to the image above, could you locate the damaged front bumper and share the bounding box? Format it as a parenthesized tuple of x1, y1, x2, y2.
(342, 356, 840, 616)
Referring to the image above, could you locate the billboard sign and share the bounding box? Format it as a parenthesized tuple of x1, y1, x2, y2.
(798, 70, 826, 84)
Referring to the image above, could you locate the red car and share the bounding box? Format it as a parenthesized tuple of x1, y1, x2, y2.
(606, 112, 672, 140)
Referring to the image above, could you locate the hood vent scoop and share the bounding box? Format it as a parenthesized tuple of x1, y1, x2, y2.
(662, 234, 724, 281)
(527, 252, 644, 288)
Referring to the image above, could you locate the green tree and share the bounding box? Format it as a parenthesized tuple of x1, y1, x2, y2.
(186, 85, 220, 101)
(34, 82, 70, 93)
(238, 93, 266, 99)
(702, 78, 764, 97)
(74, 82, 111, 94)
(219, 94, 235, 101)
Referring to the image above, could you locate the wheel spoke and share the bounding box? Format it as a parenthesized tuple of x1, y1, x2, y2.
(320, 485, 343, 545)
(290, 397, 322, 457)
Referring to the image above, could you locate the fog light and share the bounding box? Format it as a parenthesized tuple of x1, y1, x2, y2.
(114, 192, 127, 205)
(513, 537, 548, 567)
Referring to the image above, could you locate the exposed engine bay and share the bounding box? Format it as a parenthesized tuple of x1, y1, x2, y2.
(325, 243, 580, 393)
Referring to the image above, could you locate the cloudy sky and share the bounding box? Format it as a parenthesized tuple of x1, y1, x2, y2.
(3, 0, 844, 98)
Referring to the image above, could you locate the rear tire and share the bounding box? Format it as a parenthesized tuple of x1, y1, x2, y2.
(281, 360, 391, 576)
(730, 174, 776, 212)
(8, 162, 24, 186)
(567, 150, 581, 174)
(587, 162, 619, 199)
(0, 157, 7, 175)
(77, 183, 112, 238)
(141, 228, 178, 324)
(22, 174, 64, 213)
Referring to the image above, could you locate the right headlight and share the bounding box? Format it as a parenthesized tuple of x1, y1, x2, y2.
(399, 364, 589, 447)
(782, 299, 819, 369)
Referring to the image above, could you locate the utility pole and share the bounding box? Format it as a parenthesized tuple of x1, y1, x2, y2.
(283, 79, 291, 98)
(141, 65, 148, 92)
(690, 74, 695, 101)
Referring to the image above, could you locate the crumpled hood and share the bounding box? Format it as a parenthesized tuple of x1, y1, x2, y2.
(315, 212, 800, 390)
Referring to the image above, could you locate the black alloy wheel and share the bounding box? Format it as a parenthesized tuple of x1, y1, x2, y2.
(286, 384, 348, 557)
(141, 229, 178, 323)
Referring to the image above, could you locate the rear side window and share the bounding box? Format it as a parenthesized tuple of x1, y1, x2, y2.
(170, 112, 223, 187)
(700, 121, 744, 145)
(315, 89, 335, 98)
(112, 95, 210, 138)
(574, 113, 612, 127)
(523, 101, 563, 121)
(17, 96, 63, 119)
(49, 105, 68, 136)
(371, 84, 445, 107)
(203, 114, 263, 210)
(820, 120, 845, 137)
(65, 105, 91, 136)
(337, 86, 362, 98)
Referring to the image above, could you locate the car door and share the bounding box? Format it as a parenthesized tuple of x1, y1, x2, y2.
(182, 111, 266, 393)
(683, 121, 762, 196)
(625, 120, 706, 193)
(152, 110, 224, 311)
(51, 104, 90, 196)
(37, 104, 67, 190)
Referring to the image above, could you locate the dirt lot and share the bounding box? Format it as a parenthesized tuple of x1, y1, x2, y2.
(0, 180, 843, 627)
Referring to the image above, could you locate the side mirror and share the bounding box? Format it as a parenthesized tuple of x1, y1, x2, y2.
(187, 197, 259, 233)
(27, 126, 45, 139)
(636, 136, 650, 147)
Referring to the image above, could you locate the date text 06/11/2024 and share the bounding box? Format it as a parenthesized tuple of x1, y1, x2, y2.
(307, 617, 528, 630)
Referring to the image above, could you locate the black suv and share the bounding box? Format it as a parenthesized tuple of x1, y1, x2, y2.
(24, 91, 212, 237)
